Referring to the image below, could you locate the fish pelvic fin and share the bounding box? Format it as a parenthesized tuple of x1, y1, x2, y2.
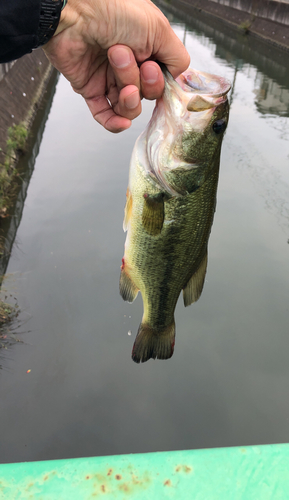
(142, 192, 165, 236)
(132, 320, 175, 363)
(183, 252, 208, 307)
(119, 268, 139, 303)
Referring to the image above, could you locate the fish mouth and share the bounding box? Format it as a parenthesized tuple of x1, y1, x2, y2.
(177, 68, 231, 98)
(161, 66, 231, 113)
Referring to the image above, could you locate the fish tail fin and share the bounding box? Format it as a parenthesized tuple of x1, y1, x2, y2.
(132, 320, 175, 363)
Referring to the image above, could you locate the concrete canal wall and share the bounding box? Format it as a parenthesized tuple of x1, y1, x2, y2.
(210, 0, 289, 26)
(0, 49, 56, 165)
(158, 0, 289, 50)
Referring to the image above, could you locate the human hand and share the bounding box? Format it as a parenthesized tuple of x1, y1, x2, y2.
(44, 0, 190, 133)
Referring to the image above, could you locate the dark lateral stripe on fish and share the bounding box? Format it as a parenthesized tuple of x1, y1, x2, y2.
(132, 320, 175, 363)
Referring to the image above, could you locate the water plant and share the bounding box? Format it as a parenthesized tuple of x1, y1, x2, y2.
(0, 291, 21, 362)
(0, 299, 14, 326)
(238, 19, 252, 35)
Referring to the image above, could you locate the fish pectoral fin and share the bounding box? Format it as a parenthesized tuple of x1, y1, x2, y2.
(142, 193, 165, 236)
(123, 188, 132, 232)
(119, 269, 139, 303)
(183, 252, 208, 307)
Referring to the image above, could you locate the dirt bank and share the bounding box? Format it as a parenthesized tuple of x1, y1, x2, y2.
(157, 0, 289, 51)
(0, 49, 57, 218)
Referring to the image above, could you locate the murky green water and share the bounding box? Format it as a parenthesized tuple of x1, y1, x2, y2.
(1, 7, 289, 463)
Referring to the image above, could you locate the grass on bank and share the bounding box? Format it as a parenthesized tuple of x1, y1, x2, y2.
(0, 122, 28, 218)
(238, 18, 253, 35)
(0, 299, 15, 325)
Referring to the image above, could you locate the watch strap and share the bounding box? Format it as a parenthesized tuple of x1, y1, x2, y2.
(34, 0, 65, 48)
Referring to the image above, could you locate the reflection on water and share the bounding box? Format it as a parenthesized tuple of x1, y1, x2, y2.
(121, 67, 230, 363)
(0, 5, 289, 463)
(254, 75, 289, 117)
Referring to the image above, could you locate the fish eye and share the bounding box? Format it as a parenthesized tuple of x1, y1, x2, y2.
(212, 119, 227, 134)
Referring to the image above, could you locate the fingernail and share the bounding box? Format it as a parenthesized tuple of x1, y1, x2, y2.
(109, 47, 131, 69)
(141, 65, 159, 84)
(125, 91, 140, 110)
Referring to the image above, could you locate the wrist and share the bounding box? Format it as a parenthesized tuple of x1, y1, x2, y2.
(54, 0, 88, 35)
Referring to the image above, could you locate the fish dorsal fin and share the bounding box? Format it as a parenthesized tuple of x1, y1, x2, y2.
(142, 193, 165, 236)
(183, 252, 208, 307)
(119, 267, 139, 303)
(123, 188, 133, 232)
(187, 95, 216, 112)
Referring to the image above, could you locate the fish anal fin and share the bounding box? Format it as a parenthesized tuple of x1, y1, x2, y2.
(119, 268, 139, 303)
(132, 320, 175, 363)
(123, 188, 133, 232)
(183, 252, 208, 307)
(142, 192, 165, 236)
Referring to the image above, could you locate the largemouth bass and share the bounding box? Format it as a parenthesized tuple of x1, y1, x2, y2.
(120, 66, 231, 363)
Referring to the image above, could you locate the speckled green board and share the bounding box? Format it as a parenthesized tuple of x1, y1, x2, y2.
(1, 444, 289, 499)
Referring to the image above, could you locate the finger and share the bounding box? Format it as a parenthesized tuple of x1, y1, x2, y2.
(116, 85, 142, 121)
(85, 94, 132, 133)
(140, 61, 164, 100)
(153, 18, 190, 79)
(107, 84, 142, 121)
(108, 45, 141, 91)
(71, 58, 133, 133)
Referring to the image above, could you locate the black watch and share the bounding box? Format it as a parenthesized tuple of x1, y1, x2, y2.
(34, 0, 67, 48)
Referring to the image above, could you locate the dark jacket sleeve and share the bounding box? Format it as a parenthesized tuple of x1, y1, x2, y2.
(0, 0, 41, 63)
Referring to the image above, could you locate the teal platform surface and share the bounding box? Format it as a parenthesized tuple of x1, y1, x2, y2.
(1, 444, 289, 499)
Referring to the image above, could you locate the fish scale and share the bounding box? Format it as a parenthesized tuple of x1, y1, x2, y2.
(120, 66, 230, 363)
(132, 170, 218, 325)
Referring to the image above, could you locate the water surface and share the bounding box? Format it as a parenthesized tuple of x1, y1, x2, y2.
(0, 8, 289, 463)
